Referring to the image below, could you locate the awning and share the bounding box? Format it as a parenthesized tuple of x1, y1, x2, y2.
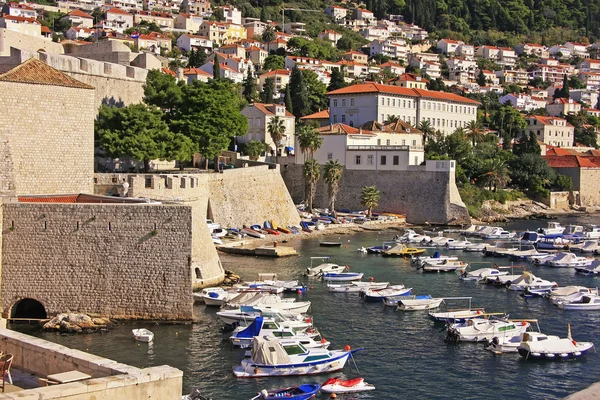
(285, 146, 294, 151)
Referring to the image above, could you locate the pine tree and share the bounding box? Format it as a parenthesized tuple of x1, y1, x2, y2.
(243, 70, 258, 103)
(260, 6, 267, 23)
(212, 55, 221, 80)
(327, 67, 347, 91)
(284, 84, 293, 113)
(562, 74, 570, 99)
(260, 77, 275, 103)
(477, 69, 486, 86)
(290, 66, 309, 117)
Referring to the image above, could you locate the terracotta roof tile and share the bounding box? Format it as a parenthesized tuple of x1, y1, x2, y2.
(317, 123, 374, 136)
(252, 103, 294, 117)
(161, 67, 176, 76)
(68, 9, 94, 19)
(107, 7, 131, 15)
(183, 67, 211, 76)
(300, 109, 330, 120)
(18, 195, 78, 203)
(1, 14, 38, 23)
(260, 69, 290, 77)
(0, 58, 94, 89)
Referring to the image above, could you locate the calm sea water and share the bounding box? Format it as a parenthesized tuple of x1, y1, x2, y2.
(12, 215, 600, 400)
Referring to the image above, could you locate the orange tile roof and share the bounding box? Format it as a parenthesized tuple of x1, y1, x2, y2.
(6, 2, 35, 11)
(1, 14, 38, 23)
(18, 195, 78, 203)
(300, 109, 330, 120)
(183, 67, 211, 76)
(544, 155, 600, 168)
(252, 103, 294, 117)
(528, 115, 573, 126)
(68, 9, 94, 19)
(328, 83, 482, 104)
(260, 69, 290, 77)
(40, 25, 51, 33)
(162, 67, 176, 76)
(107, 7, 131, 15)
(0, 58, 94, 89)
(317, 123, 374, 136)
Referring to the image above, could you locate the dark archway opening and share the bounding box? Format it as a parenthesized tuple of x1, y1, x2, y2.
(11, 298, 47, 320)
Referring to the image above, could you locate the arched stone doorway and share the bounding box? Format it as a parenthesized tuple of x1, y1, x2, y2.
(10, 298, 47, 320)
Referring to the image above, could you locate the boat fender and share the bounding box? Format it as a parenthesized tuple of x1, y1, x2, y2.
(492, 337, 500, 345)
(476, 310, 482, 314)
(305, 318, 312, 323)
(572, 340, 577, 346)
(260, 389, 268, 398)
(321, 338, 327, 344)
(345, 265, 349, 270)
(344, 345, 351, 351)
(460, 262, 463, 265)
(521, 321, 527, 326)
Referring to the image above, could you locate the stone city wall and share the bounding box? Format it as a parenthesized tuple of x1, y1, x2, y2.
(0, 28, 64, 57)
(577, 168, 600, 207)
(0, 81, 95, 195)
(1, 203, 195, 320)
(280, 163, 470, 225)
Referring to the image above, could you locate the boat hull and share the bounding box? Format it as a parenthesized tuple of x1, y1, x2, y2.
(233, 351, 353, 378)
(518, 344, 593, 360)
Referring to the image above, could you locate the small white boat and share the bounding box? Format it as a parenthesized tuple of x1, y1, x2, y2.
(198, 287, 235, 306)
(446, 318, 529, 343)
(132, 328, 154, 343)
(518, 326, 594, 360)
(422, 260, 466, 273)
(538, 222, 565, 236)
(328, 281, 389, 293)
(322, 272, 364, 281)
(362, 285, 411, 302)
(412, 252, 458, 267)
(506, 272, 557, 291)
(230, 316, 327, 349)
(459, 268, 508, 282)
(583, 224, 600, 239)
(446, 240, 472, 250)
(429, 309, 485, 323)
(509, 248, 547, 260)
(485, 331, 550, 354)
(557, 294, 600, 310)
(232, 336, 361, 378)
(575, 260, 600, 275)
(305, 257, 347, 277)
(549, 286, 599, 305)
(464, 243, 486, 252)
(483, 228, 516, 239)
(396, 295, 443, 311)
(320, 377, 375, 394)
(216, 308, 312, 328)
(576, 240, 599, 253)
(429, 236, 454, 246)
(242, 228, 266, 239)
(223, 293, 312, 314)
(546, 252, 593, 268)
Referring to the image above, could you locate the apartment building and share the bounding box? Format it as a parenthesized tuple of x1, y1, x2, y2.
(523, 116, 574, 147)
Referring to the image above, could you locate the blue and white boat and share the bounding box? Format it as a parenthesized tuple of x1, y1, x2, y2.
(233, 336, 362, 378)
(230, 317, 327, 349)
(536, 234, 570, 250)
(322, 272, 364, 281)
(251, 383, 321, 400)
(520, 231, 540, 245)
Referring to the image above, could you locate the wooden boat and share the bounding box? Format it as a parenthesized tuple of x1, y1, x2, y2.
(362, 285, 411, 302)
(251, 383, 321, 400)
(277, 226, 293, 234)
(429, 309, 486, 324)
(320, 377, 375, 394)
(305, 257, 347, 277)
(320, 241, 343, 247)
(264, 228, 280, 235)
(233, 336, 362, 378)
(132, 328, 154, 343)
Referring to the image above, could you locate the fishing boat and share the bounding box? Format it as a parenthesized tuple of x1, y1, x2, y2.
(251, 383, 321, 400)
(305, 257, 348, 277)
(382, 243, 426, 257)
(557, 294, 600, 310)
(232, 336, 362, 378)
(583, 224, 600, 239)
(509, 248, 547, 260)
(320, 377, 376, 394)
(548, 286, 599, 305)
(422, 260, 467, 273)
(322, 272, 364, 281)
(506, 272, 557, 291)
(518, 325, 594, 360)
(362, 285, 411, 302)
(483, 228, 517, 239)
(319, 242, 343, 247)
(230, 317, 327, 349)
(485, 330, 550, 354)
(200, 287, 236, 306)
(536, 234, 571, 250)
(396, 295, 443, 311)
(575, 260, 600, 275)
(132, 328, 154, 343)
(222, 293, 312, 314)
(546, 252, 593, 268)
(446, 318, 530, 343)
(519, 231, 541, 245)
(328, 281, 389, 293)
(429, 309, 485, 324)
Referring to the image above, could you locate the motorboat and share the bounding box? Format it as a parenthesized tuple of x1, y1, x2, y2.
(506, 272, 557, 292)
(305, 257, 347, 277)
(485, 330, 550, 354)
(446, 318, 530, 343)
(322, 272, 364, 282)
(429, 236, 455, 246)
(320, 241, 342, 247)
(216, 307, 313, 328)
(362, 285, 412, 302)
(459, 268, 508, 282)
(411, 252, 458, 267)
(422, 260, 466, 273)
(132, 328, 154, 343)
(536, 234, 571, 250)
(509, 248, 547, 260)
(394, 229, 431, 244)
(396, 295, 443, 311)
(483, 242, 519, 257)
(230, 317, 327, 349)
(381, 243, 426, 257)
(557, 294, 600, 310)
(483, 228, 516, 240)
(428, 309, 486, 324)
(518, 326, 594, 360)
(564, 224, 584, 236)
(251, 383, 321, 400)
(583, 224, 600, 239)
(446, 240, 472, 250)
(320, 377, 375, 394)
(538, 222, 565, 236)
(222, 293, 312, 314)
(464, 243, 486, 252)
(575, 260, 600, 275)
(575, 240, 599, 253)
(519, 231, 541, 245)
(232, 336, 362, 377)
(546, 252, 593, 268)
(199, 287, 236, 307)
(472, 226, 500, 238)
(328, 281, 389, 293)
(365, 245, 391, 254)
(548, 286, 599, 305)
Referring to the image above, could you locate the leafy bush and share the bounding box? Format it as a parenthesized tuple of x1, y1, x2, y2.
(459, 185, 527, 217)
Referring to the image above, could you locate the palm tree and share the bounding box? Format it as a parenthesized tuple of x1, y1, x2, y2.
(477, 158, 510, 192)
(323, 159, 343, 212)
(267, 116, 286, 155)
(244, 140, 266, 161)
(385, 115, 400, 124)
(360, 185, 380, 218)
(296, 124, 322, 161)
(417, 120, 434, 143)
(303, 158, 321, 211)
(261, 25, 276, 43)
(465, 120, 484, 147)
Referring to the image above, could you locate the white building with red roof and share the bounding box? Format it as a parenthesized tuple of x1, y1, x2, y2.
(318, 29, 343, 44)
(324, 5, 347, 21)
(436, 38, 463, 54)
(498, 93, 547, 111)
(579, 59, 600, 73)
(564, 42, 590, 58)
(497, 47, 517, 68)
(240, 103, 295, 153)
(61, 9, 94, 28)
(0, 14, 41, 37)
(380, 62, 406, 76)
(182, 67, 212, 83)
(199, 60, 244, 82)
(524, 115, 574, 147)
(134, 32, 171, 53)
(475, 45, 500, 61)
(1, 2, 36, 19)
(176, 33, 213, 52)
(546, 97, 582, 117)
(515, 43, 549, 58)
(258, 69, 290, 93)
(174, 13, 204, 32)
(132, 10, 174, 29)
(341, 50, 368, 64)
(105, 7, 133, 32)
(246, 45, 268, 68)
(65, 26, 95, 40)
(358, 26, 389, 41)
(447, 57, 477, 83)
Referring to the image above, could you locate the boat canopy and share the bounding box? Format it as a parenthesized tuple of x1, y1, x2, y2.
(236, 316, 264, 338)
(251, 335, 292, 365)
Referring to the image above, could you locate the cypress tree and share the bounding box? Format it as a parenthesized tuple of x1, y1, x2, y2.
(243, 69, 258, 103)
(290, 66, 309, 117)
(284, 84, 293, 113)
(261, 77, 275, 103)
(327, 67, 347, 91)
(213, 54, 221, 80)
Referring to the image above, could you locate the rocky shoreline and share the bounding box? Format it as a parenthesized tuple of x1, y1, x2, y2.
(470, 200, 593, 224)
(42, 313, 115, 333)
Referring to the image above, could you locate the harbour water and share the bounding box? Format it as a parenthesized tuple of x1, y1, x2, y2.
(13, 216, 600, 399)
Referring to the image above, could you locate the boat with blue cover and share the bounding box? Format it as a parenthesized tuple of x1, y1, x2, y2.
(230, 316, 328, 349)
(251, 383, 321, 400)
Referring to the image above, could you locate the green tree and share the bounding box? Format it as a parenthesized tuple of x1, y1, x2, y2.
(244, 140, 266, 160)
(465, 120, 484, 146)
(327, 67, 348, 92)
(210, 8, 225, 21)
(553, 74, 570, 99)
(385, 115, 400, 123)
(242, 70, 259, 103)
(213, 55, 221, 80)
(302, 69, 327, 115)
(418, 120, 435, 143)
(260, 78, 275, 103)
(477, 158, 510, 191)
(284, 84, 293, 113)
(491, 104, 527, 149)
(267, 116, 287, 154)
(324, 159, 343, 212)
(261, 25, 277, 43)
(143, 69, 183, 119)
(95, 104, 194, 172)
(477, 69, 486, 86)
(303, 158, 321, 211)
(296, 124, 323, 161)
(360, 185, 380, 217)
(290, 66, 310, 117)
(513, 131, 541, 156)
(575, 126, 599, 148)
(171, 80, 248, 169)
(262, 54, 285, 71)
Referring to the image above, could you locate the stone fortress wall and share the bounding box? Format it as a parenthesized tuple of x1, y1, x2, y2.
(280, 159, 470, 225)
(1, 203, 196, 320)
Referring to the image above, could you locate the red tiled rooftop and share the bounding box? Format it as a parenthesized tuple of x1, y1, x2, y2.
(316, 123, 374, 136)
(0, 58, 94, 89)
(68, 9, 94, 19)
(300, 109, 330, 120)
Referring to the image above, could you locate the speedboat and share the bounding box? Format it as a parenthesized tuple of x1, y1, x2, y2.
(509, 248, 547, 260)
(305, 257, 347, 277)
(396, 229, 430, 244)
(251, 383, 321, 400)
(575, 260, 600, 275)
(320, 377, 375, 394)
(428, 236, 454, 246)
(222, 292, 309, 312)
(396, 295, 443, 311)
(328, 281, 389, 293)
(583, 225, 600, 239)
(428, 309, 486, 324)
(519, 231, 541, 245)
(446, 318, 529, 343)
(230, 317, 327, 349)
(483, 228, 516, 239)
(366, 245, 391, 254)
(546, 252, 593, 268)
(322, 272, 364, 281)
(576, 240, 599, 253)
(536, 234, 571, 250)
(485, 331, 550, 354)
(464, 243, 486, 252)
(538, 222, 565, 236)
(216, 307, 312, 328)
(548, 286, 599, 305)
(459, 268, 508, 282)
(199, 287, 236, 306)
(362, 285, 411, 302)
(422, 260, 466, 273)
(518, 327, 594, 360)
(132, 328, 154, 343)
(557, 294, 600, 310)
(232, 336, 362, 378)
(446, 240, 472, 250)
(506, 272, 557, 291)
(411, 251, 458, 267)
